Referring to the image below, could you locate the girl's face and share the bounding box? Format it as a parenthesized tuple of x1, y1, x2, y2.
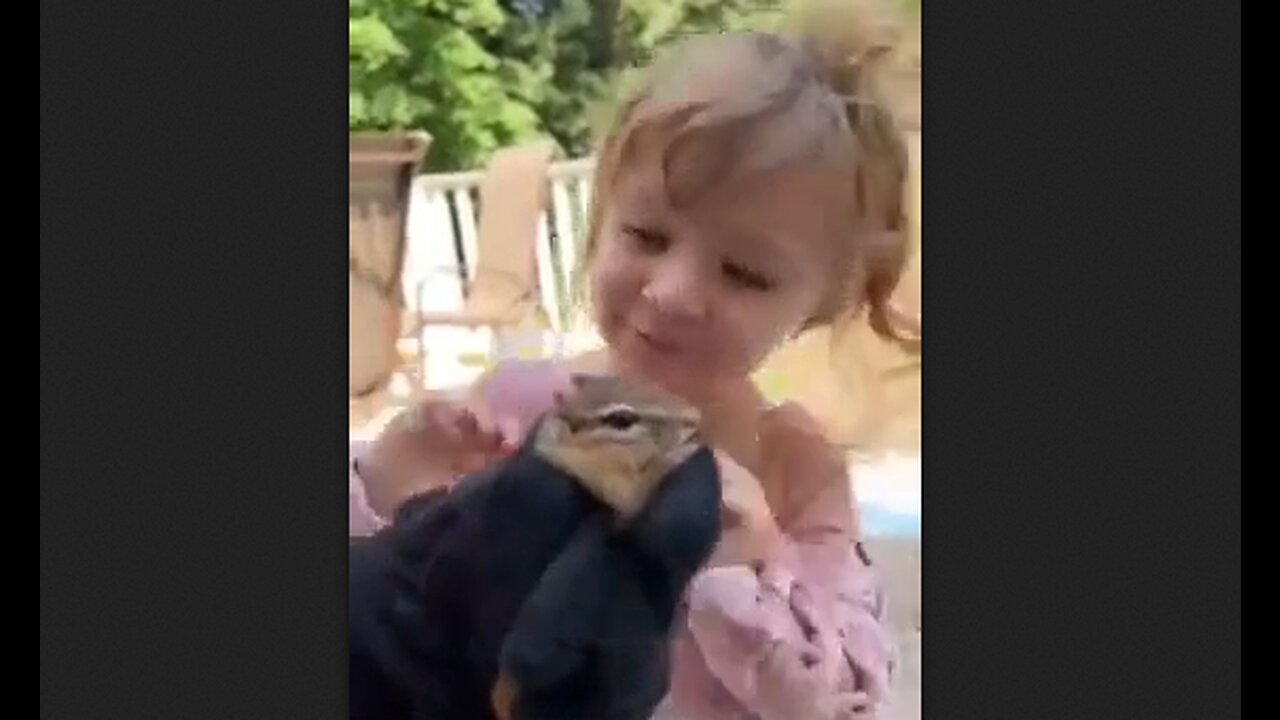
(589, 132, 849, 402)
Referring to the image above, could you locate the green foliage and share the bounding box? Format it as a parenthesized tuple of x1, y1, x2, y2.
(350, 0, 545, 171)
(350, 0, 918, 171)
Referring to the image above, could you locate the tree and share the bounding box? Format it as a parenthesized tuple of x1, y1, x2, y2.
(349, 0, 547, 171)
(349, 0, 917, 171)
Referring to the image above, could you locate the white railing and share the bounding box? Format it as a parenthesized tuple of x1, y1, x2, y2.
(402, 157, 597, 335)
(395, 157, 599, 392)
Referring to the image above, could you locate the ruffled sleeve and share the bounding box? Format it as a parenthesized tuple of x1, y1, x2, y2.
(676, 407, 896, 719)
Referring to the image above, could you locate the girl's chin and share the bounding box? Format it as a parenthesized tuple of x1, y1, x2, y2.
(599, 322, 741, 399)
(606, 335, 686, 386)
(623, 351, 725, 402)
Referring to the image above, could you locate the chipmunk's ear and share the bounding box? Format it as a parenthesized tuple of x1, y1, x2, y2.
(568, 372, 624, 394)
(552, 390, 585, 432)
(547, 392, 577, 435)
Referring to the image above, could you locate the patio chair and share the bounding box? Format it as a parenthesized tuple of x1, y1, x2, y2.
(398, 142, 557, 393)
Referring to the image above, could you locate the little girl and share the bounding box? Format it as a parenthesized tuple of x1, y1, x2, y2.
(350, 3, 918, 717)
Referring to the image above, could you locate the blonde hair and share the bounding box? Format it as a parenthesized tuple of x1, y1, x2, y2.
(578, 0, 917, 341)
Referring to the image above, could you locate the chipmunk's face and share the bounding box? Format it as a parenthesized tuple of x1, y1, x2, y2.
(534, 374, 703, 509)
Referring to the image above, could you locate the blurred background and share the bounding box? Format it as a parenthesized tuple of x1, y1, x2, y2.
(349, 2, 920, 717)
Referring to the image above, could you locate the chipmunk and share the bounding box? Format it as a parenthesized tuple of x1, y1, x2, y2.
(533, 373, 702, 524)
(348, 372, 718, 720)
(492, 374, 722, 720)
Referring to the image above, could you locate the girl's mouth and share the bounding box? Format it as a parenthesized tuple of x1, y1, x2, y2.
(636, 328, 683, 356)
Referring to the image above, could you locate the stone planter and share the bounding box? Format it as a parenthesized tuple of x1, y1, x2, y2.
(349, 131, 430, 397)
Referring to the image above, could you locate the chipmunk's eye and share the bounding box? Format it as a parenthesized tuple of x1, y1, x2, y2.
(600, 408, 641, 431)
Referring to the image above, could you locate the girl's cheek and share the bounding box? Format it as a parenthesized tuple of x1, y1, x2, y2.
(591, 258, 642, 322)
(589, 273, 623, 335)
(721, 308, 779, 363)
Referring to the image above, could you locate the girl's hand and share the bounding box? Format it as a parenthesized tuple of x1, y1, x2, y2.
(393, 399, 515, 471)
(360, 399, 514, 515)
(709, 450, 785, 568)
(716, 450, 774, 531)
(758, 402, 856, 536)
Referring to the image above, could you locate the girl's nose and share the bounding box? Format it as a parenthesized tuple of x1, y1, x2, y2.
(640, 253, 709, 323)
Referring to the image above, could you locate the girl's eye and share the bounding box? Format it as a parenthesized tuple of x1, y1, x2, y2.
(622, 225, 670, 254)
(722, 261, 774, 291)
